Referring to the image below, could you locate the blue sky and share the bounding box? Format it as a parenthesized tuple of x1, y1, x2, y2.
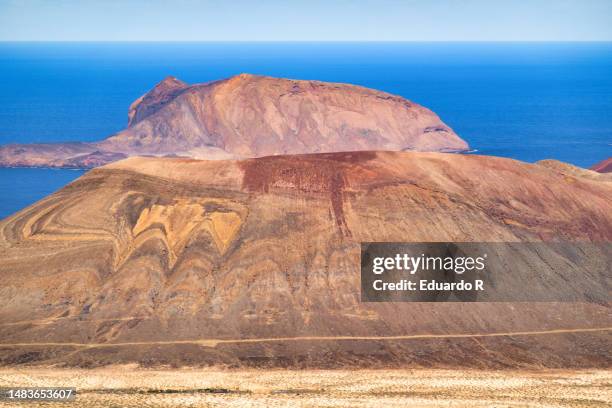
(1, 0, 611, 41)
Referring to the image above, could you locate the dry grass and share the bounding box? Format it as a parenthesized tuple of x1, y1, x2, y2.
(0, 367, 610, 407)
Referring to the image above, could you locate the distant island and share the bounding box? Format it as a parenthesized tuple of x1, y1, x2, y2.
(0, 74, 468, 168)
(591, 157, 612, 173)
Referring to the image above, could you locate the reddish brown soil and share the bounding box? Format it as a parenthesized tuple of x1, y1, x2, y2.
(240, 152, 378, 234)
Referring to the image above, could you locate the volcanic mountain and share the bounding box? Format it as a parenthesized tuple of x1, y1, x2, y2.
(0, 75, 468, 168)
(0, 151, 610, 367)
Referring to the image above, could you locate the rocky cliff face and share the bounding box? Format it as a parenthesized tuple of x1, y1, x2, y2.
(127, 76, 188, 127)
(0, 75, 468, 168)
(0, 151, 610, 367)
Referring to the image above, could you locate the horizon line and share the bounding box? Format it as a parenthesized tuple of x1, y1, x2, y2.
(1, 40, 612, 44)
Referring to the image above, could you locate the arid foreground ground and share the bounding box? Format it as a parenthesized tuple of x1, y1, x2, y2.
(0, 367, 610, 407)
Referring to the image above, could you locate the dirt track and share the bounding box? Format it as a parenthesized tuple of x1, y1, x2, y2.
(1, 326, 610, 349)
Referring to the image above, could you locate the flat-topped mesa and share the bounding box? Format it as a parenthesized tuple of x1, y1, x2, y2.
(0, 74, 469, 168)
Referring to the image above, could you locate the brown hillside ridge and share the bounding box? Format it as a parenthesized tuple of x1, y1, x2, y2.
(591, 157, 612, 173)
(537, 159, 612, 181)
(0, 75, 468, 168)
(0, 151, 610, 368)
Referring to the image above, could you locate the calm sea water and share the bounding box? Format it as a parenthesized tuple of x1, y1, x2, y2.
(0, 42, 611, 219)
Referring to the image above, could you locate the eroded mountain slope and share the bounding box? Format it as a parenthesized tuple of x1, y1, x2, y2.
(0, 151, 610, 367)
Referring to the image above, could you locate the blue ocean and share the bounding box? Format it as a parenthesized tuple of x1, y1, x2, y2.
(0, 42, 611, 219)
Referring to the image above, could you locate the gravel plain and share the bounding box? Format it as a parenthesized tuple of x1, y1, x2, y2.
(0, 367, 610, 407)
